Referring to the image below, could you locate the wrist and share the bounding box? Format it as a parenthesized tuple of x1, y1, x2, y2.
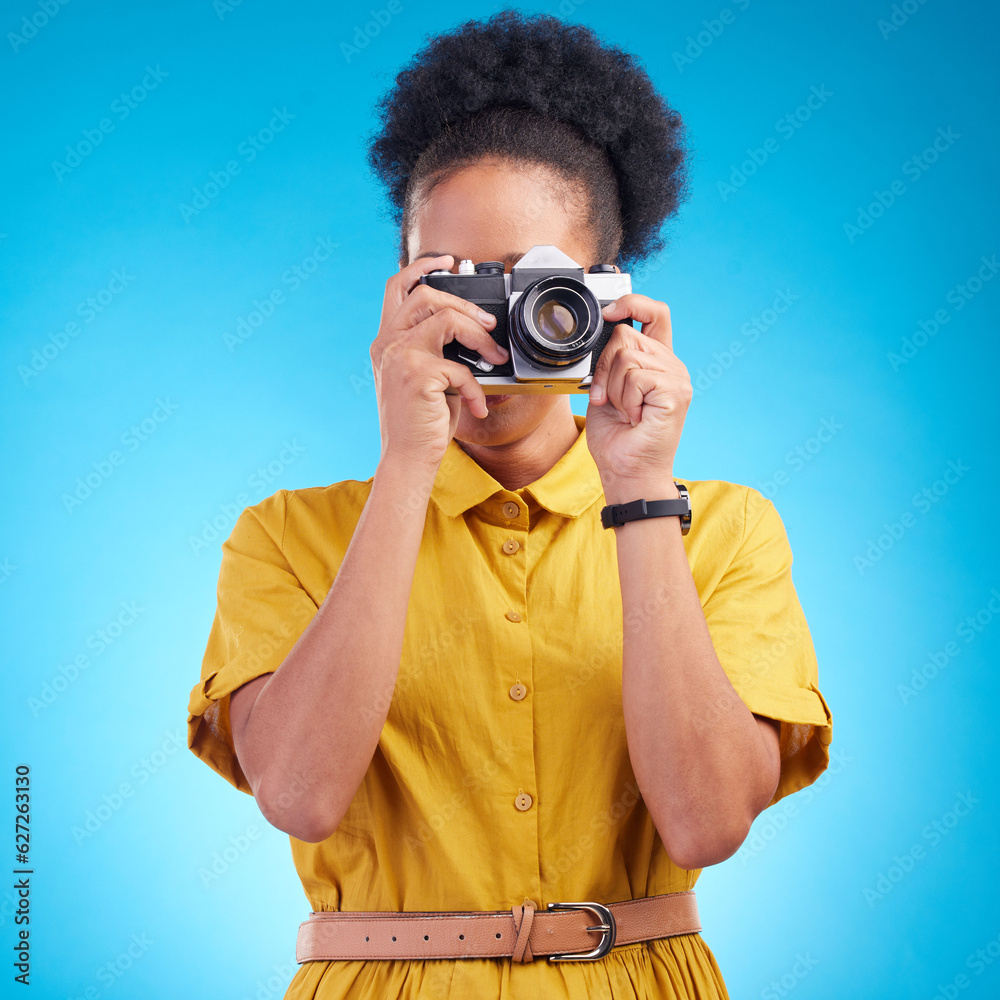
(601, 478, 680, 506)
(375, 452, 440, 495)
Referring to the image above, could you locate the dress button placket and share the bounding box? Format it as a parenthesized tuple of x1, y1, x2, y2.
(501, 496, 531, 829)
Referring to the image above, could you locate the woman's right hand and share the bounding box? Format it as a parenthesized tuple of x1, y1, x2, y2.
(370, 254, 511, 472)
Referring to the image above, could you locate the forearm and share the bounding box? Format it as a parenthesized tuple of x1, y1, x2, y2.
(609, 481, 776, 869)
(244, 455, 437, 841)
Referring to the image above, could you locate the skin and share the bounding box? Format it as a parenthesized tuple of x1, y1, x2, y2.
(229, 157, 782, 867)
(404, 159, 592, 490)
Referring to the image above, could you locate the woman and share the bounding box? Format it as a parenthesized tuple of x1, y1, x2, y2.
(186, 11, 833, 999)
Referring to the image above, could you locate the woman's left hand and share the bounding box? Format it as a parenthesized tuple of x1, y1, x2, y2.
(586, 294, 692, 501)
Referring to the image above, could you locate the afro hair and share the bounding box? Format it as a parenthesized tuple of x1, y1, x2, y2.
(366, 9, 690, 270)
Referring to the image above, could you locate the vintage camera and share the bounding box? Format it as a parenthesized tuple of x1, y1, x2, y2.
(418, 245, 632, 394)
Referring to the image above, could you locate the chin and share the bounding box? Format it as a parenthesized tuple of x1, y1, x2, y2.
(455, 392, 566, 446)
(456, 394, 527, 444)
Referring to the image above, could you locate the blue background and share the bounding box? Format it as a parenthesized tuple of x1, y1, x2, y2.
(2, 0, 998, 997)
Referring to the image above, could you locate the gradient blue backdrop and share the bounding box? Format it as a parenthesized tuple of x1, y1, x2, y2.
(2, 1, 998, 997)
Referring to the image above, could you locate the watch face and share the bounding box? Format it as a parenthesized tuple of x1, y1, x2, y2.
(675, 483, 692, 534)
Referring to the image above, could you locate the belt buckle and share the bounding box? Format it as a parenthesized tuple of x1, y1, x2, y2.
(545, 901, 617, 962)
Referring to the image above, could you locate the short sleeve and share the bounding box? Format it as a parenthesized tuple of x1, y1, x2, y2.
(703, 488, 833, 808)
(186, 491, 318, 794)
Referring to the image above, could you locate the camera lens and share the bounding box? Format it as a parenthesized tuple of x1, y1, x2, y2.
(510, 276, 601, 368)
(535, 301, 578, 342)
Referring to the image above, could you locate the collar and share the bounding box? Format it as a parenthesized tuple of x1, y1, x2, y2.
(429, 413, 604, 519)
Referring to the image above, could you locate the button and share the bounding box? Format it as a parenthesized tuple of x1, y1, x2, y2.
(514, 792, 533, 811)
(502, 501, 520, 519)
(509, 683, 527, 701)
(505, 609, 523, 623)
(502, 538, 520, 555)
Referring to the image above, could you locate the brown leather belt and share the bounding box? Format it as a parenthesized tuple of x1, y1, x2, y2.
(296, 890, 700, 963)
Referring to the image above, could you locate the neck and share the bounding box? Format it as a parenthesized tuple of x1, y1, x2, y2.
(457, 404, 580, 491)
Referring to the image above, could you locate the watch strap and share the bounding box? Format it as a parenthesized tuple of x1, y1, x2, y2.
(600, 484, 691, 533)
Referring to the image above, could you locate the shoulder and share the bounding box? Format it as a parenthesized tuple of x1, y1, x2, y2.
(283, 477, 375, 515)
(241, 478, 376, 551)
(674, 477, 776, 548)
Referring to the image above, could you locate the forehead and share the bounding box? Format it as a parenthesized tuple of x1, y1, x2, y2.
(407, 160, 593, 264)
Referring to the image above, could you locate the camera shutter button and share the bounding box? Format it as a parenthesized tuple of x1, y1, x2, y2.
(456, 349, 494, 372)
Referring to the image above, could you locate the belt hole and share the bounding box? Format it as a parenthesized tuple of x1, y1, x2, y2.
(364, 936, 369, 942)
(496, 932, 502, 939)
(459, 934, 465, 940)
(391, 936, 396, 942)
(423, 934, 429, 940)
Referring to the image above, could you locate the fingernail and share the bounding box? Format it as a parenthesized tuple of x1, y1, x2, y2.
(590, 384, 604, 402)
(478, 309, 496, 326)
(496, 344, 509, 358)
(602, 299, 618, 314)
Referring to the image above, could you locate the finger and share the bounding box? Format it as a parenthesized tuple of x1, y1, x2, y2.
(398, 283, 503, 341)
(438, 359, 490, 419)
(395, 348, 490, 419)
(620, 366, 659, 425)
(446, 389, 463, 441)
(407, 306, 510, 367)
(382, 254, 455, 324)
(588, 325, 631, 406)
(602, 293, 672, 352)
(604, 346, 647, 425)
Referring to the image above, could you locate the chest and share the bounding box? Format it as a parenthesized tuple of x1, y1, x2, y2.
(386, 508, 626, 756)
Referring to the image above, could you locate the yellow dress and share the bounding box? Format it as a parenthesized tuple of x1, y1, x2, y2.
(187, 413, 832, 999)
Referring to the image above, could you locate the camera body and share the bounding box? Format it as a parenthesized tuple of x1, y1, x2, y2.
(418, 245, 632, 394)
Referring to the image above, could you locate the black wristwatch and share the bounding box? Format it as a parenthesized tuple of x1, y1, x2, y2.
(600, 483, 692, 534)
